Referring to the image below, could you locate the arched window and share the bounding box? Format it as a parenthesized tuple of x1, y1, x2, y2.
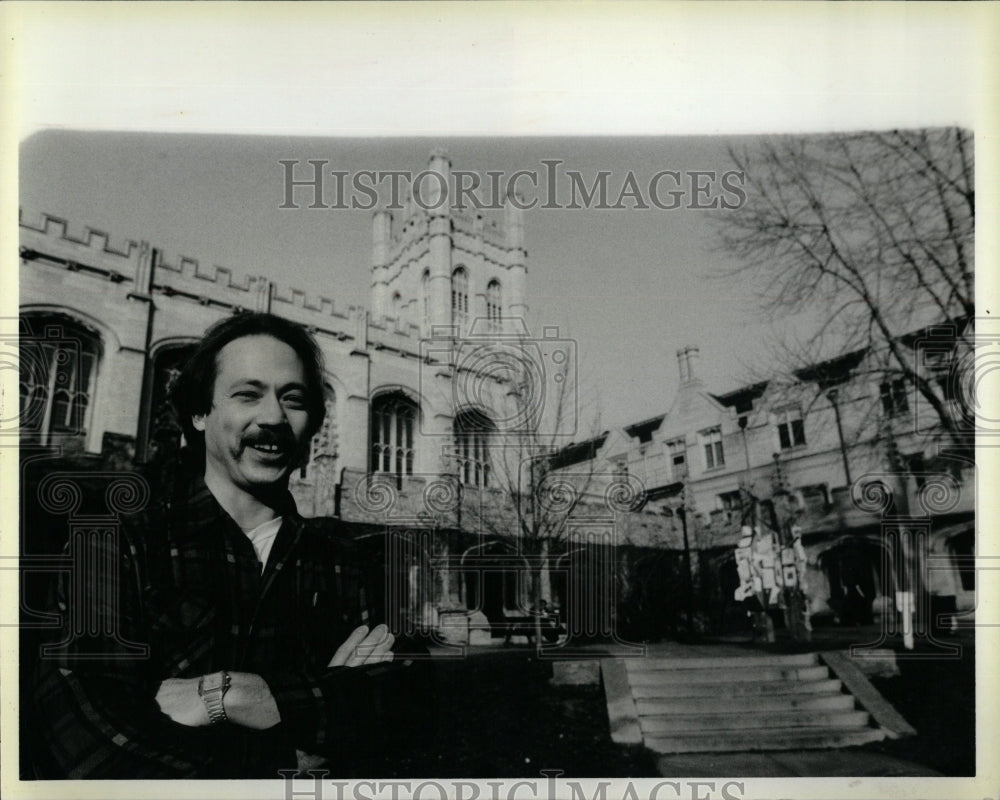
(486, 279, 502, 331)
(298, 385, 338, 481)
(298, 385, 338, 476)
(20, 312, 101, 446)
(371, 393, 417, 484)
(454, 409, 494, 488)
(451, 266, 468, 327)
(311, 387, 338, 462)
(142, 343, 196, 463)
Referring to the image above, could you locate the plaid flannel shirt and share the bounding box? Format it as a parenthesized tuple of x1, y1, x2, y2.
(34, 476, 398, 778)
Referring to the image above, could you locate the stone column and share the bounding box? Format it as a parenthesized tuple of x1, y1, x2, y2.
(504, 192, 527, 331)
(426, 150, 453, 332)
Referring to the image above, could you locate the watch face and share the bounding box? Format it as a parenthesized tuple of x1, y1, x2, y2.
(201, 672, 224, 693)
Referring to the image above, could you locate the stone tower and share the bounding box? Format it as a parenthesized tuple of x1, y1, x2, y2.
(369, 149, 528, 338)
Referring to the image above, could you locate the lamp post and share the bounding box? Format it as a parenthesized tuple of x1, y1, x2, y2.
(826, 387, 853, 488)
(738, 415, 754, 524)
(739, 415, 751, 474)
(668, 489, 696, 639)
(772, 489, 811, 643)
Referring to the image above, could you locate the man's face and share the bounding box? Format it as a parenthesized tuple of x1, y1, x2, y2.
(192, 334, 313, 494)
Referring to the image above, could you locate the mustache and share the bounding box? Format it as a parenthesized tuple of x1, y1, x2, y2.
(242, 428, 298, 450)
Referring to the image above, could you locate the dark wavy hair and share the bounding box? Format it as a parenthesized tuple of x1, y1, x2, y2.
(171, 312, 326, 463)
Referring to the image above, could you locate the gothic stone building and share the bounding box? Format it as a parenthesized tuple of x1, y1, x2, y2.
(21, 149, 970, 648)
(19, 151, 650, 648)
(550, 338, 976, 642)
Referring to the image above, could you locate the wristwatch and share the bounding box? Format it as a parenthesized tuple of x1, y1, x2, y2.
(198, 670, 231, 724)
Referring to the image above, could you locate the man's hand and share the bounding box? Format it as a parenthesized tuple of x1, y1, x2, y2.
(156, 673, 281, 730)
(329, 624, 395, 668)
(155, 677, 210, 727)
(155, 624, 394, 733)
(225, 672, 281, 730)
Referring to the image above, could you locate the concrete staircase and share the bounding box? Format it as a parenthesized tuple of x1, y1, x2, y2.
(603, 650, 914, 755)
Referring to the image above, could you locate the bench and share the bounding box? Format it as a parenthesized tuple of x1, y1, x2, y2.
(491, 615, 565, 645)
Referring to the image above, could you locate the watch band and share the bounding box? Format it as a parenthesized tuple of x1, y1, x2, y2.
(198, 671, 231, 724)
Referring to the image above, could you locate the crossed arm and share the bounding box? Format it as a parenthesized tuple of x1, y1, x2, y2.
(154, 624, 395, 729)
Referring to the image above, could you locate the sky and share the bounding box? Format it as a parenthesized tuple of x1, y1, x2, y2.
(20, 131, 776, 430)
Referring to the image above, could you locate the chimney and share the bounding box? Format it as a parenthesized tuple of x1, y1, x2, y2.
(685, 346, 700, 382)
(676, 348, 690, 383)
(676, 345, 702, 385)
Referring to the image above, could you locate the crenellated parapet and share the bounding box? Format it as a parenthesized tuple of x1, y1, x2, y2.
(367, 318, 427, 360)
(269, 283, 356, 328)
(450, 211, 514, 266)
(19, 207, 463, 364)
(19, 210, 145, 286)
(385, 209, 430, 262)
(154, 250, 266, 306)
(20, 209, 325, 317)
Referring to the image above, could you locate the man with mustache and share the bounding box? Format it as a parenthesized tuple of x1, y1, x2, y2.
(35, 313, 419, 778)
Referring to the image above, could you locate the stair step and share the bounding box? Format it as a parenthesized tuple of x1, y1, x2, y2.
(645, 726, 887, 754)
(637, 692, 856, 715)
(629, 665, 830, 686)
(632, 678, 843, 700)
(627, 652, 819, 672)
(639, 709, 870, 734)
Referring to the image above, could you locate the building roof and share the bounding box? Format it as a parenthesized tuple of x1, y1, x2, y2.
(549, 432, 610, 471)
(710, 381, 769, 414)
(792, 348, 868, 390)
(624, 414, 665, 441)
(896, 315, 970, 347)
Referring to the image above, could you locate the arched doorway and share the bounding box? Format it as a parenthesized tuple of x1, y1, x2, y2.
(461, 540, 528, 622)
(818, 537, 893, 625)
(711, 551, 750, 636)
(557, 538, 616, 642)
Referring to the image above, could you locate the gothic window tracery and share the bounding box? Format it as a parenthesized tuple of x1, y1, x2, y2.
(372, 393, 417, 484)
(20, 313, 101, 446)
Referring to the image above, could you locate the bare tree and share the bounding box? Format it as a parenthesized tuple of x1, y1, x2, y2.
(715, 128, 974, 452)
(454, 335, 605, 644)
